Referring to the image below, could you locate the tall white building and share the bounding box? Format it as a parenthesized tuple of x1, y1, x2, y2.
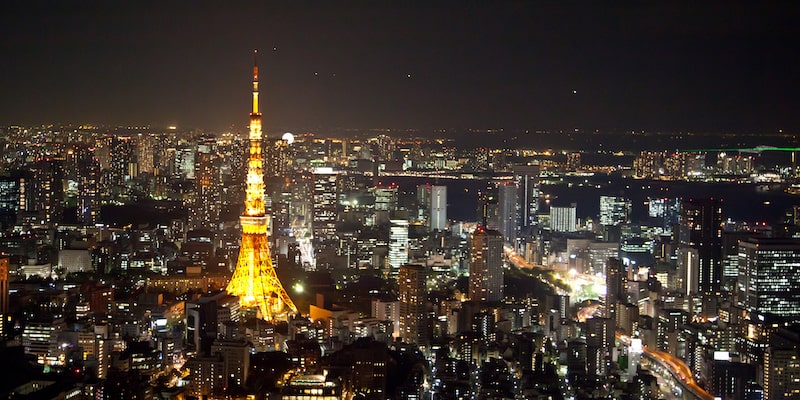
(388, 219, 409, 275)
(430, 185, 447, 231)
(550, 204, 577, 232)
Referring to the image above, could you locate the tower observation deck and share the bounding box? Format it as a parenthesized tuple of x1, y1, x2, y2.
(227, 50, 297, 320)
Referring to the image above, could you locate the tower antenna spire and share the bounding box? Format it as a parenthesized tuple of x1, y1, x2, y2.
(251, 49, 260, 115)
(253, 49, 258, 81)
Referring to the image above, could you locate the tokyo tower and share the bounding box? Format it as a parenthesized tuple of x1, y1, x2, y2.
(227, 50, 297, 320)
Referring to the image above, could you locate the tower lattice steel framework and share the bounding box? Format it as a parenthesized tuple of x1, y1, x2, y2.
(227, 50, 297, 320)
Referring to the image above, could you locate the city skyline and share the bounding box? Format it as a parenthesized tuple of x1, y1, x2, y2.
(2, 1, 800, 132)
(2, 4, 800, 397)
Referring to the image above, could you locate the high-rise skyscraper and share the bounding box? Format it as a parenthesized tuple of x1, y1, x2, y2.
(599, 195, 631, 226)
(388, 219, 409, 275)
(374, 183, 398, 212)
(28, 159, 64, 225)
(176, 146, 196, 179)
(497, 182, 518, 243)
(469, 227, 504, 303)
(265, 137, 291, 178)
(584, 317, 615, 377)
(648, 197, 681, 230)
(137, 133, 155, 175)
(430, 185, 447, 231)
(227, 51, 297, 320)
(679, 198, 722, 294)
(513, 165, 540, 231)
(737, 238, 800, 320)
(192, 139, 221, 230)
(76, 147, 100, 225)
(311, 167, 338, 240)
(373, 183, 398, 226)
(764, 328, 800, 400)
(399, 264, 428, 347)
(110, 136, 136, 197)
(477, 182, 499, 230)
(604, 257, 623, 321)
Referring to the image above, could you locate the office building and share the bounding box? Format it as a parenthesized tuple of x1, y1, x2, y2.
(374, 183, 398, 213)
(679, 198, 722, 294)
(312, 168, 339, 240)
(550, 204, 577, 232)
(648, 197, 681, 229)
(763, 327, 800, 400)
(599, 195, 631, 226)
(388, 219, 409, 275)
(589, 242, 619, 275)
(371, 299, 400, 338)
(737, 238, 800, 319)
(29, 159, 64, 225)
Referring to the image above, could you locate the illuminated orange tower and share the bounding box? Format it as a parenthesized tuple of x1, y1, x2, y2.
(227, 50, 297, 320)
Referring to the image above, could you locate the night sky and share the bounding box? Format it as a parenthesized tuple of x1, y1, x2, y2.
(2, 1, 799, 133)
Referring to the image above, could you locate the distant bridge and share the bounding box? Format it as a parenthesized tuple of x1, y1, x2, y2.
(679, 145, 800, 154)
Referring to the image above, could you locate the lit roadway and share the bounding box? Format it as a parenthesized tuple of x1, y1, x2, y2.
(617, 334, 714, 400)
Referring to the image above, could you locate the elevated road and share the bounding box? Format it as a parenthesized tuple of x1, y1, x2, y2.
(618, 334, 714, 400)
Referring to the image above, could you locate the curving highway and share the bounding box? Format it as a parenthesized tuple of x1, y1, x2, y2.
(617, 334, 714, 400)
